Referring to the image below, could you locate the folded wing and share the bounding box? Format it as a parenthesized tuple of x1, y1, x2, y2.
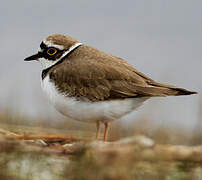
(49, 46, 197, 102)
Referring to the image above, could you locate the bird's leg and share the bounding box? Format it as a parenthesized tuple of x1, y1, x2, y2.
(103, 122, 110, 141)
(96, 121, 101, 140)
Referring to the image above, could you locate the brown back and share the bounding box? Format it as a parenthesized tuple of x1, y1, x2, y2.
(47, 45, 197, 101)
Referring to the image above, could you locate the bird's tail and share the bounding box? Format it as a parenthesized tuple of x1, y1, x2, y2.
(131, 70, 197, 97)
(146, 81, 197, 97)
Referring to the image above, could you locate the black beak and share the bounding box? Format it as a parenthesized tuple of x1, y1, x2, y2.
(24, 53, 40, 61)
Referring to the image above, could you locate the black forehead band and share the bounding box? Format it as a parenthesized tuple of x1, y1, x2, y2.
(40, 41, 47, 49)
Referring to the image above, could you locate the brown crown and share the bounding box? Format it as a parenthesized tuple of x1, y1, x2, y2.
(45, 34, 79, 49)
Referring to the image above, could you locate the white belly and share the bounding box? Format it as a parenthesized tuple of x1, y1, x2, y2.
(41, 76, 148, 123)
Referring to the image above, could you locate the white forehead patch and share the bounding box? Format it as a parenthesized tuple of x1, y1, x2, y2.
(43, 39, 65, 50)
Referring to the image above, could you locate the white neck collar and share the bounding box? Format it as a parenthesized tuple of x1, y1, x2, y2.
(60, 42, 82, 60)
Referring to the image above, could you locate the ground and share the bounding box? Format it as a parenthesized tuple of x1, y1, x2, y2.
(1, 123, 202, 180)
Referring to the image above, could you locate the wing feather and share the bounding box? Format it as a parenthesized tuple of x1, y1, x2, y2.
(48, 45, 196, 101)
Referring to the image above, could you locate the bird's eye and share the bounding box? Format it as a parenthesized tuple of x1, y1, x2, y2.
(47, 48, 57, 56)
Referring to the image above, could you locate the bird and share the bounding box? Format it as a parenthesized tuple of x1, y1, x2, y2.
(24, 34, 197, 141)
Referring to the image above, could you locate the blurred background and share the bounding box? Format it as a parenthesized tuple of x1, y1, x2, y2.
(0, 0, 201, 144)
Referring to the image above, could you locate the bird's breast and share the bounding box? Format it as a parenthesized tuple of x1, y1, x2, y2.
(41, 75, 147, 123)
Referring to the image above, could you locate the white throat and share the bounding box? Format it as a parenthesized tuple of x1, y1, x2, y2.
(39, 42, 82, 70)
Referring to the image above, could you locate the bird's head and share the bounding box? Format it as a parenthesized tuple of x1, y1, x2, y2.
(24, 34, 81, 69)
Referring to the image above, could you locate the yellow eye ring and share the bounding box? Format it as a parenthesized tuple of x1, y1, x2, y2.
(47, 48, 57, 55)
